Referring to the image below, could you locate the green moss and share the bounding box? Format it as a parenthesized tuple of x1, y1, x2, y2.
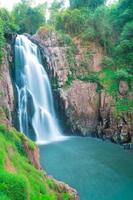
(62, 193, 73, 200)
(28, 140, 36, 151)
(46, 179, 58, 191)
(51, 76, 59, 89)
(58, 32, 73, 46)
(0, 193, 10, 200)
(0, 91, 4, 97)
(99, 69, 119, 96)
(0, 172, 29, 200)
(0, 123, 71, 200)
(65, 71, 75, 87)
(81, 27, 96, 41)
(115, 98, 133, 114)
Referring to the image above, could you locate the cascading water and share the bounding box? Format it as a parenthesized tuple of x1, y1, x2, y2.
(14, 35, 64, 144)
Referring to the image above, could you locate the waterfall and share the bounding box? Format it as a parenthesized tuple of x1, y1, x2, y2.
(14, 35, 64, 144)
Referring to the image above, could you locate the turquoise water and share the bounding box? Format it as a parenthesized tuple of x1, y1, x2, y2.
(39, 137, 133, 200)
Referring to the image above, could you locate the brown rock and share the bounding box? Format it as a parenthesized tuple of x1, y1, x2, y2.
(5, 156, 16, 173)
(30, 32, 69, 87)
(48, 176, 79, 200)
(61, 80, 99, 135)
(119, 81, 129, 96)
(0, 46, 14, 124)
(23, 139, 41, 169)
(120, 124, 131, 143)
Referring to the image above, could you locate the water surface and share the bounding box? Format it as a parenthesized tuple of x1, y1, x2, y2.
(39, 137, 133, 200)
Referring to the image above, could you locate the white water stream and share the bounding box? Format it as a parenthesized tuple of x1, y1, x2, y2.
(14, 35, 64, 144)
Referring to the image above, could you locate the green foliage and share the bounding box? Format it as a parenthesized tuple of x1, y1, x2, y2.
(78, 73, 99, 83)
(64, 43, 77, 88)
(58, 32, 73, 46)
(37, 25, 55, 38)
(51, 76, 59, 89)
(51, 0, 133, 103)
(0, 8, 19, 33)
(48, 0, 64, 25)
(115, 20, 133, 72)
(115, 98, 133, 114)
(50, 0, 64, 11)
(109, 0, 133, 73)
(53, 6, 113, 54)
(93, 6, 113, 53)
(0, 7, 19, 64)
(110, 0, 133, 33)
(69, 0, 105, 9)
(99, 68, 132, 98)
(46, 179, 58, 191)
(101, 56, 115, 69)
(55, 9, 85, 35)
(66, 44, 77, 72)
(80, 50, 93, 68)
(99, 69, 119, 96)
(78, 73, 103, 93)
(0, 193, 10, 200)
(0, 172, 29, 200)
(12, 1, 46, 34)
(0, 123, 66, 200)
(81, 27, 96, 41)
(115, 69, 131, 81)
(62, 193, 72, 199)
(28, 140, 35, 150)
(65, 71, 75, 87)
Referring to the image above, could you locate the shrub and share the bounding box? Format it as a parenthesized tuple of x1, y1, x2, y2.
(0, 193, 10, 200)
(55, 9, 85, 35)
(81, 27, 96, 41)
(115, 69, 130, 81)
(58, 32, 73, 46)
(101, 56, 115, 69)
(0, 172, 29, 200)
(62, 193, 73, 199)
(65, 72, 75, 87)
(37, 25, 54, 35)
(115, 98, 133, 114)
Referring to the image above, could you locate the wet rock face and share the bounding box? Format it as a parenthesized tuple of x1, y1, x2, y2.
(60, 80, 99, 135)
(0, 46, 14, 124)
(73, 37, 103, 73)
(29, 31, 133, 143)
(29, 32, 69, 87)
(98, 91, 133, 144)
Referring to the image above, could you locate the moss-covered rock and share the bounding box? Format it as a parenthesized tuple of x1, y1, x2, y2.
(0, 123, 79, 200)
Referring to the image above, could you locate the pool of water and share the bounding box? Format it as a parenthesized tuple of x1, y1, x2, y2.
(39, 137, 133, 200)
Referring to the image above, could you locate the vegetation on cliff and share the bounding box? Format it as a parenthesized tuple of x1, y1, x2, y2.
(0, 0, 132, 131)
(47, 0, 133, 116)
(0, 0, 46, 63)
(0, 109, 76, 200)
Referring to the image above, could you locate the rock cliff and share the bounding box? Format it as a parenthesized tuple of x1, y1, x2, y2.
(30, 30, 133, 144)
(0, 45, 14, 125)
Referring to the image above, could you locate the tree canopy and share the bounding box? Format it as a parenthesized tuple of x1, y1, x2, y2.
(69, 0, 105, 9)
(12, 1, 46, 34)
